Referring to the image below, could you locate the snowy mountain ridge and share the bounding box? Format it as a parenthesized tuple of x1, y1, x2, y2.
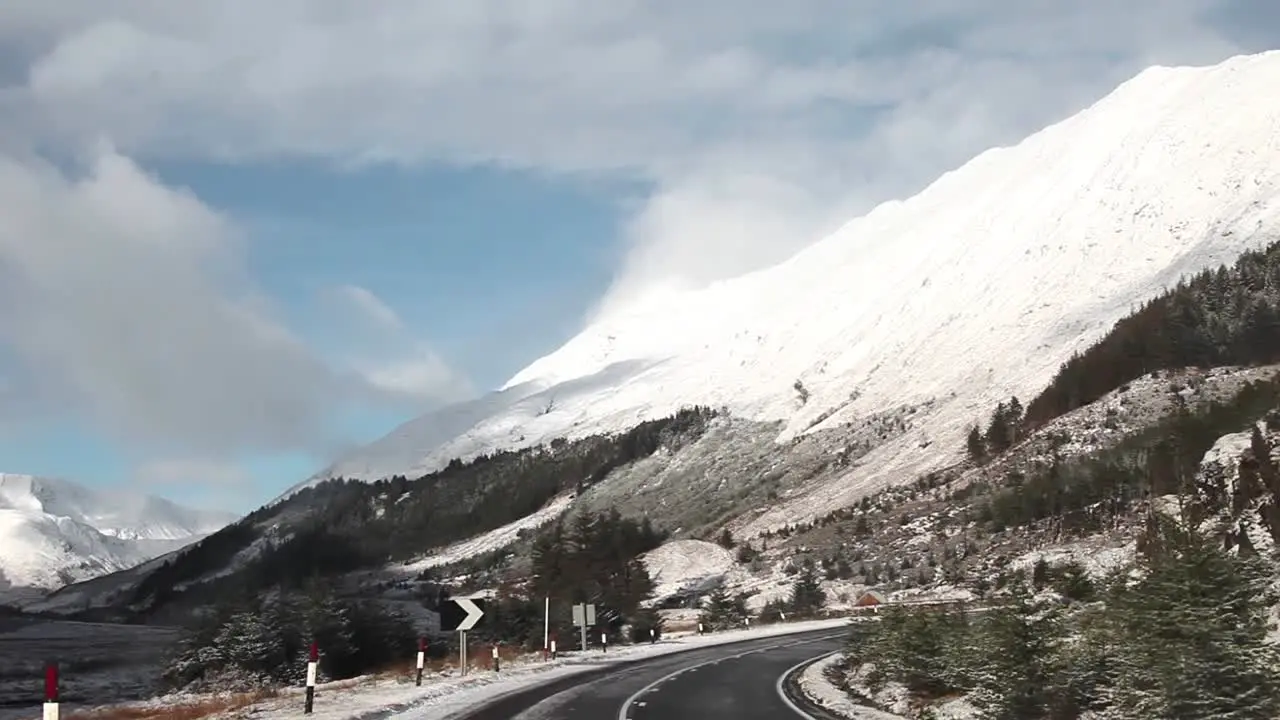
(0, 473, 236, 597)
(290, 50, 1280, 534)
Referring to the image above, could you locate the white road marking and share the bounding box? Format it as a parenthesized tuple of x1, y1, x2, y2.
(774, 650, 842, 718)
(615, 633, 842, 720)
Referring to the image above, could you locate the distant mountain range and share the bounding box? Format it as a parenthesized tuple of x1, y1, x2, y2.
(0, 473, 236, 603)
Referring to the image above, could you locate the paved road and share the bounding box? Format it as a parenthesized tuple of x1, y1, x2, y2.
(457, 628, 845, 720)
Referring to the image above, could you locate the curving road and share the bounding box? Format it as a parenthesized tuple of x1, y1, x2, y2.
(454, 628, 845, 720)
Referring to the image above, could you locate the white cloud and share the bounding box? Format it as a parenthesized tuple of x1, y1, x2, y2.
(326, 283, 473, 405)
(0, 146, 464, 461)
(136, 457, 250, 490)
(0, 0, 1259, 321)
(335, 284, 404, 333)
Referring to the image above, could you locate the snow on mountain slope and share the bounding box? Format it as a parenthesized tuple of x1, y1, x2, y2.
(294, 51, 1280, 531)
(0, 474, 236, 594)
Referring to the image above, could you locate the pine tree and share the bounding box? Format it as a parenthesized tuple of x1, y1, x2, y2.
(967, 425, 987, 464)
(1103, 516, 1280, 720)
(970, 579, 1064, 720)
(986, 402, 1011, 455)
(700, 586, 747, 630)
(788, 560, 826, 617)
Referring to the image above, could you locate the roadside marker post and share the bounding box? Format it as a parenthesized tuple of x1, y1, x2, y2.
(600, 631, 607, 653)
(649, 627, 656, 644)
(43, 662, 58, 720)
(417, 632, 427, 681)
(550, 635, 558, 660)
(491, 645, 500, 672)
(304, 642, 318, 714)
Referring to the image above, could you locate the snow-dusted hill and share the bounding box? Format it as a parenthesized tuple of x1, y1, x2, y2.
(0, 474, 236, 597)
(288, 51, 1280, 532)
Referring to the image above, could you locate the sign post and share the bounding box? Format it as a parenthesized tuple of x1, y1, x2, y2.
(571, 603, 595, 652)
(440, 597, 487, 677)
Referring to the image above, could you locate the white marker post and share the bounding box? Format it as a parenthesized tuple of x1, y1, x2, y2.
(600, 631, 607, 653)
(491, 645, 500, 672)
(43, 662, 58, 720)
(649, 627, 656, 644)
(543, 596, 550, 660)
(459, 631, 468, 676)
(416, 638, 426, 686)
(698, 621, 704, 635)
(304, 642, 318, 714)
(550, 636, 558, 659)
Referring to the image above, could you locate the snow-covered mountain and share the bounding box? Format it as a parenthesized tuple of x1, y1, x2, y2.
(0, 473, 236, 597)
(287, 51, 1280, 533)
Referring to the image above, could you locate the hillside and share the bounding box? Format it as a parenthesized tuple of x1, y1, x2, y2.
(294, 51, 1280, 543)
(45, 51, 1280, 629)
(0, 474, 235, 603)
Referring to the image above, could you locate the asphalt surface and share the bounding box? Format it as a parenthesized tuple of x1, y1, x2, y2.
(456, 628, 846, 720)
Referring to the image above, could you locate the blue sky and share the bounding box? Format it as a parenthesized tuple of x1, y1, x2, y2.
(0, 0, 1274, 513)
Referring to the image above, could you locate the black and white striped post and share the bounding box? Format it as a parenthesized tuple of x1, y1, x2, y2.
(416, 638, 426, 686)
(43, 661, 58, 720)
(600, 631, 607, 653)
(490, 645, 500, 672)
(304, 641, 318, 714)
(649, 627, 656, 644)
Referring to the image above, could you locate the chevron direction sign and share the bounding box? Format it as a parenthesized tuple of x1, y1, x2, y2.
(440, 597, 487, 632)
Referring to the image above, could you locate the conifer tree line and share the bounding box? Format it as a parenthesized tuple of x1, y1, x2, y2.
(472, 508, 668, 648)
(163, 580, 418, 691)
(967, 375, 1280, 535)
(845, 515, 1280, 720)
(128, 407, 716, 617)
(1021, 239, 1280, 432)
(967, 396, 1024, 463)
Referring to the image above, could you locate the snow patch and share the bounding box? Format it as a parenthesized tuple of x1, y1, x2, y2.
(395, 495, 574, 574)
(640, 539, 743, 601)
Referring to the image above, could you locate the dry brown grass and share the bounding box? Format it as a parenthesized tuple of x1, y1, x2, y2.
(61, 689, 277, 720)
(58, 643, 536, 720)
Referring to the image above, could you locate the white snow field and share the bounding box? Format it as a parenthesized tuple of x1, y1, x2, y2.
(639, 539, 745, 601)
(0, 474, 235, 598)
(285, 50, 1280, 538)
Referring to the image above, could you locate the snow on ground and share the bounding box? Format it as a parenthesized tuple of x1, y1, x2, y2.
(640, 539, 744, 601)
(394, 495, 573, 574)
(797, 652, 904, 719)
(1010, 539, 1137, 580)
(52, 619, 852, 720)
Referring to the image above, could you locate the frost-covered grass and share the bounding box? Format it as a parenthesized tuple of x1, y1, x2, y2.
(0, 619, 182, 720)
(796, 652, 904, 719)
